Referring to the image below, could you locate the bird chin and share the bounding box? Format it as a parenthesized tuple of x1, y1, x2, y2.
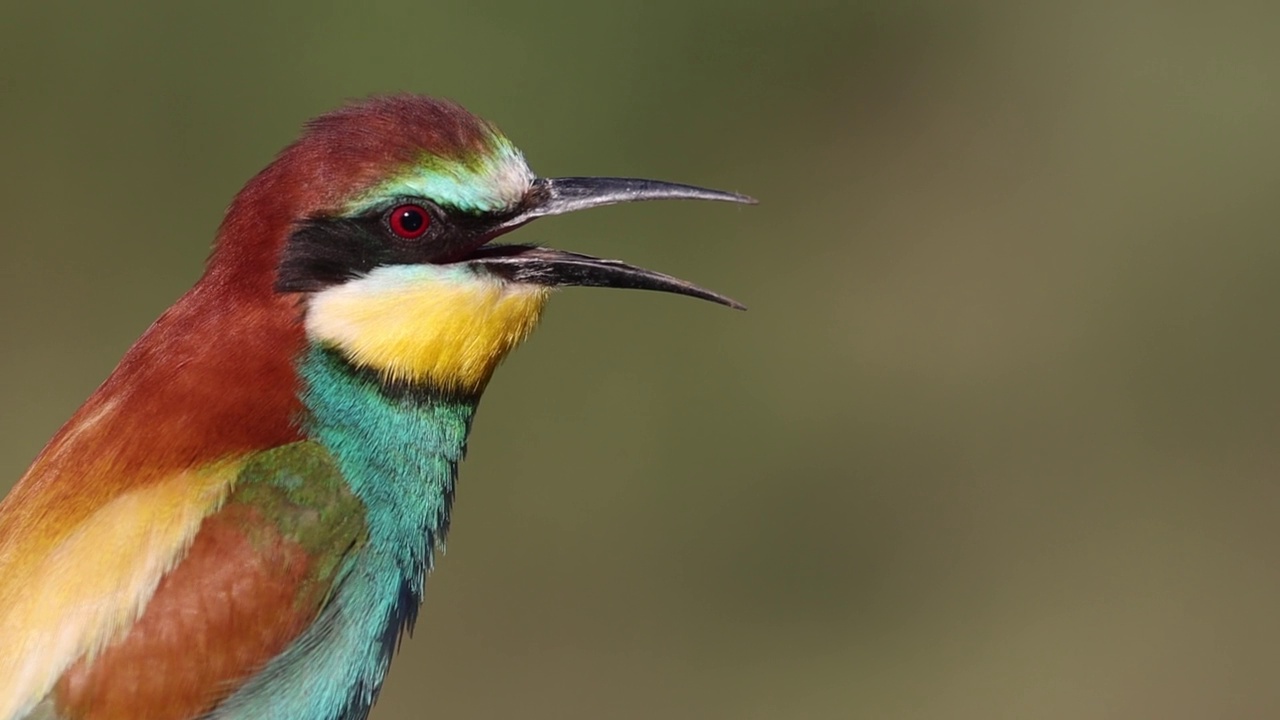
(461, 244, 745, 309)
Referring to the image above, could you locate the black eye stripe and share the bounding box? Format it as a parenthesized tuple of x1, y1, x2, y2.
(275, 200, 517, 293)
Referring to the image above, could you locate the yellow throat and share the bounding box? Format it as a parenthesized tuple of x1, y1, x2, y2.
(305, 264, 550, 394)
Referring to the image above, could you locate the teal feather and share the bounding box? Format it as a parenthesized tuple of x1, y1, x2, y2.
(210, 346, 477, 720)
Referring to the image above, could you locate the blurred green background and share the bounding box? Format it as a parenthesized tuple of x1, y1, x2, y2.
(3, 1, 1279, 718)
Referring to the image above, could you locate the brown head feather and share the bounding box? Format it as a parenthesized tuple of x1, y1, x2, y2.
(209, 94, 506, 293)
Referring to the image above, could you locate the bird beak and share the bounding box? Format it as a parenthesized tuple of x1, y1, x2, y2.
(474, 177, 754, 310)
(519, 176, 756, 221)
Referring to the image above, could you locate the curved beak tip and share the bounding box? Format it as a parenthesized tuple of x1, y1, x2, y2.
(484, 175, 752, 310)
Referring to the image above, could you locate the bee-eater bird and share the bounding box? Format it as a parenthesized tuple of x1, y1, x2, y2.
(0, 94, 750, 720)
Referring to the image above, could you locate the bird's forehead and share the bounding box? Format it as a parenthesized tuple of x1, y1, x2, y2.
(344, 137, 535, 216)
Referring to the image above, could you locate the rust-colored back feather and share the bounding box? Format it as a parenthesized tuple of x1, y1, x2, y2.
(0, 284, 305, 556)
(54, 504, 316, 720)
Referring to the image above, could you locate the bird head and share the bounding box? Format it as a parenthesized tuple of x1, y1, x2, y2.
(208, 95, 750, 396)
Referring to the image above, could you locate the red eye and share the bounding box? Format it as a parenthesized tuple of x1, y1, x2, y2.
(388, 204, 431, 239)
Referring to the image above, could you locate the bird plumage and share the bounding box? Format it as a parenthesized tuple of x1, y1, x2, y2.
(0, 94, 749, 720)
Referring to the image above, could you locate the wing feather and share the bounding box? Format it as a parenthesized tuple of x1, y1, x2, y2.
(1, 443, 365, 720)
(0, 461, 239, 720)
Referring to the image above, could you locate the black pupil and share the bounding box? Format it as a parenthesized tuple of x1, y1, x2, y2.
(398, 209, 424, 233)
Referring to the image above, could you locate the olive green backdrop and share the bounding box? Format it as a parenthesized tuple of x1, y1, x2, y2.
(3, 2, 1279, 718)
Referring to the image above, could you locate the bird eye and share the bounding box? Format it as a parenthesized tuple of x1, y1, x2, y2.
(387, 204, 431, 239)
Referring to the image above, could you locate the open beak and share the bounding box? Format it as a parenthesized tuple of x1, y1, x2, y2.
(473, 177, 754, 310)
